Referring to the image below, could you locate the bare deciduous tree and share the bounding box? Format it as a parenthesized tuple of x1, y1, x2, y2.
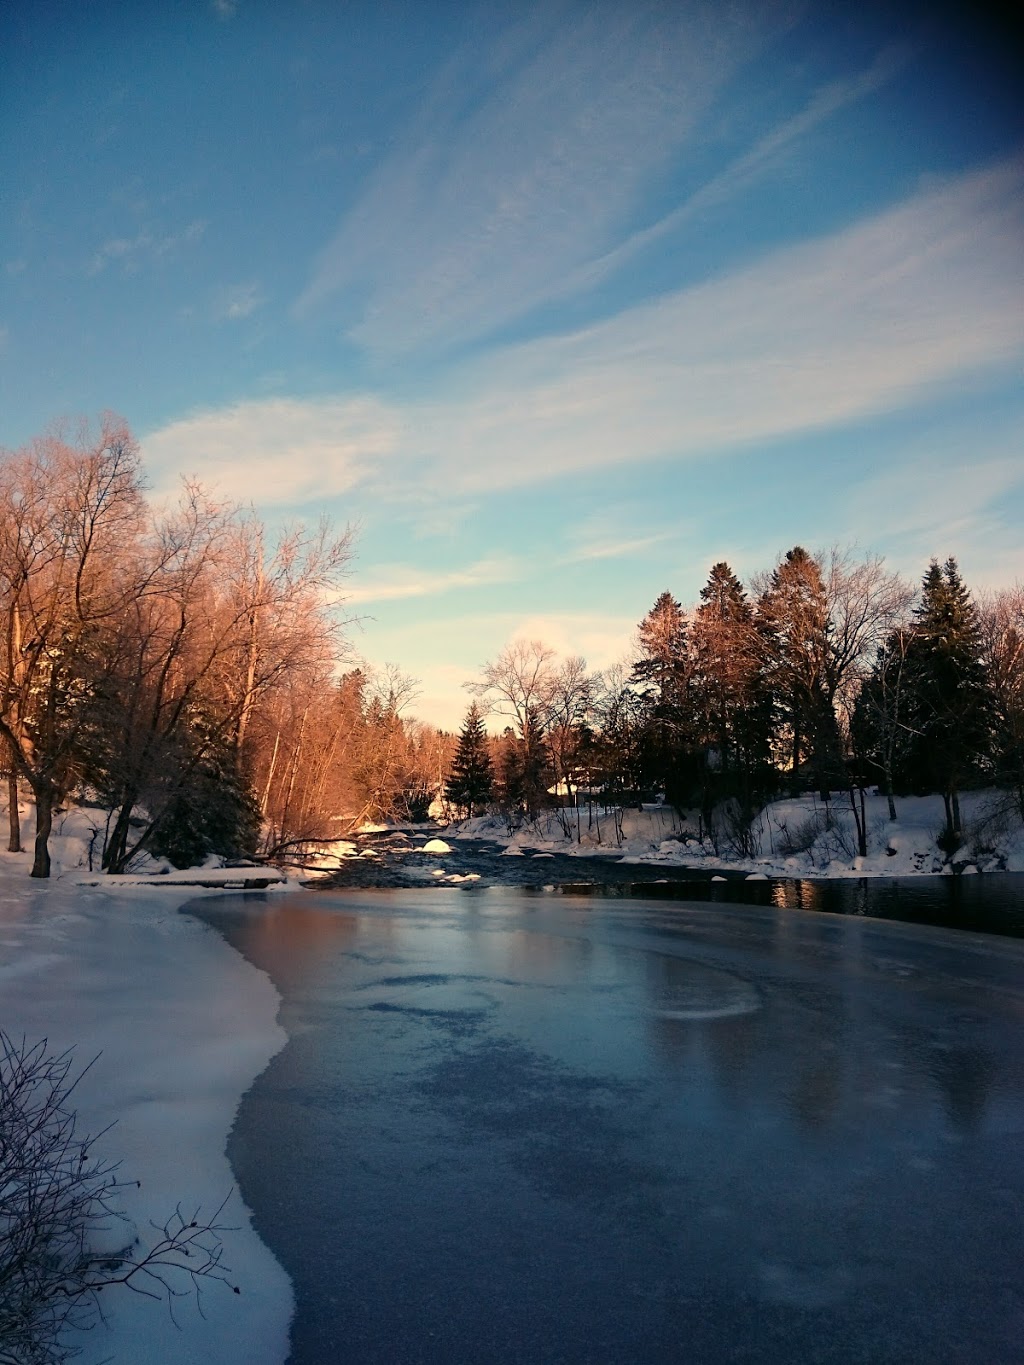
(467, 639, 557, 737)
(0, 417, 146, 876)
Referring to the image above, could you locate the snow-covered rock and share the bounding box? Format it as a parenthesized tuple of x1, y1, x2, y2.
(421, 838, 453, 854)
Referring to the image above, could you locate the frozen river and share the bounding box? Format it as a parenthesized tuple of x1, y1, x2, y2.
(192, 889, 1024, 1364)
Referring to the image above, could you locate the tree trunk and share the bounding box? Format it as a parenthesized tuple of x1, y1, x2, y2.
(103, 792, 138, 873)
(30, 784, 53, 879)
(951, 789, 962, 840)
(7, 768, 20, 853)
(942, 791, 954, 844)
(848, 784, 867, 858)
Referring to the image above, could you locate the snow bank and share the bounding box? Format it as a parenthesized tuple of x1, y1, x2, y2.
(0, 844, 293, 1362)
(448, 791, 1024, 880)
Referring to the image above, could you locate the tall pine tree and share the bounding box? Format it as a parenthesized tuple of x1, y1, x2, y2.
(757, 547, 842, 797)
(444, 701, 493, 818)
(631, 591, 691, 805)
(903, 557, 993, 845)
(690, 562, 773, 818)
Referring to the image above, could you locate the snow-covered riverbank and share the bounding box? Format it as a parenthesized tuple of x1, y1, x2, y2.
(448, 789, 1024, 879)
(0, 842, 294, 1364)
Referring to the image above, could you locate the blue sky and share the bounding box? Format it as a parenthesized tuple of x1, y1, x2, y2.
(2, 0, 1022, 728)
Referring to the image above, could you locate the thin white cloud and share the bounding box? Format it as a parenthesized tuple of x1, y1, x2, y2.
(344, 557, 522, 605)
(89, 233, 150, 276)
(154, 219, 207, 256)
(145, 156, 1024, 507)
(563, 532, 675, 564)
(88, 220, 206, 276)
(561, 43, 912, 296)
(215, 282, 264, 321)
(296, 1, 794, 353)
(839, 442, 1024, 592)
(412, 155, 1024, 491)
(140, 396, 399, 504)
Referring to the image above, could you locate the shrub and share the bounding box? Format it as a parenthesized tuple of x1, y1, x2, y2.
(0, 1033, 236, 1364)
(776, 810, 827, 856)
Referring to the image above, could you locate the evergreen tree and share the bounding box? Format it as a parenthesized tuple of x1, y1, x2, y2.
(494, 710, 550, 823)
(444, 701, 493, 818)
(518, 705, 551, 820)
(757, 547, 842, 797)
(903, 557, 994, 844)
(690, 562, 773, 818)
(149, 708, 261, 869)
(630, 591, 691, 805)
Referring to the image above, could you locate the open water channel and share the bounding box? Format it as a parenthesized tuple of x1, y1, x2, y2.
(190, 873, 1024, 1364)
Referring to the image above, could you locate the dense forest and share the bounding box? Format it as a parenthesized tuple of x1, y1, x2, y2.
(2, 418, 1021, 876)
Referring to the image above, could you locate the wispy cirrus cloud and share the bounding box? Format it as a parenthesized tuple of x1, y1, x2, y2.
(840, 443, 1024, 587)
(343, 557, 523, 605)
(141, 396, 399, 504)
(146, 156, 1024, 505)
(414, 155, 1024, 491)
(295, 1, 794, 354)
(562, 532, 675, 564)
(561, 42, 912, 297)
(214, 281, 264, 321)
(87, 219, 206, 276)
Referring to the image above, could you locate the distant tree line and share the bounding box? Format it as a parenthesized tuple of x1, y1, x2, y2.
(0, 416, 451, 876)
(448, 549, 1023, 856)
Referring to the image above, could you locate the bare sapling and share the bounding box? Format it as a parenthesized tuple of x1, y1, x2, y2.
(0, 1032, 239, 1365)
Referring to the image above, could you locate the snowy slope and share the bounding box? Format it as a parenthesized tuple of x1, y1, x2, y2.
(450, 790, 1024, 879)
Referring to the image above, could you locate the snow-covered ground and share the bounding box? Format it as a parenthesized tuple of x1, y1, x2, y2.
(449, 789, 1024, 879)
(0, 801, 294, 1364)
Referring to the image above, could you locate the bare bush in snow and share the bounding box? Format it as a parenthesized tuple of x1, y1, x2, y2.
(0, 1033, 237, 1365)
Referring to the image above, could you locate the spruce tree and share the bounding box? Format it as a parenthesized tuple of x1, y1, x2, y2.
(691, 562, 772, 816)
(444, 701, 493, 818)
(631, 591, 691, 805)
(903, 557, 994, 845)
(757, 547, 841, 797)
(518, 705, 551, 821)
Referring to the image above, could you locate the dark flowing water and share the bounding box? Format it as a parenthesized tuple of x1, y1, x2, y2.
(191, 885, 1024, 1365)
(322, 836, 1024, 938)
